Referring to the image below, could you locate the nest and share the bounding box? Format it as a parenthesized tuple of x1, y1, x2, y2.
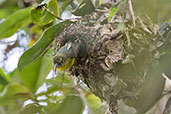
(54, 2, 168, 113)
(56, 3, 124, 79)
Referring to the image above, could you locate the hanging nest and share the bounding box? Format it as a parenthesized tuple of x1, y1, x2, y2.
(54, 2, 170, 114)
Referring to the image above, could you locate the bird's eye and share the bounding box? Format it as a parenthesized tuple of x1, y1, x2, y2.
(58, 57, 65, 64)
(58, 58, 62, 62)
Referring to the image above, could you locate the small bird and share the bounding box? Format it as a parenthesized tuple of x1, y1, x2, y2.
(53, 39, 86, 73)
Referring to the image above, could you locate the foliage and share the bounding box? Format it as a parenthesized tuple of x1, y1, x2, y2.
(133, 0, 171, 24)
(0, 7, 31, 39)
(0, 0, 108, 114)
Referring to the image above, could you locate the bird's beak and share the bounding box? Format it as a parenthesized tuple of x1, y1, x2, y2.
(54, 63, 58, 74)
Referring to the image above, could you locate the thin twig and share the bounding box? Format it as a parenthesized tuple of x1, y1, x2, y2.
(128, 0, 136, 26)
(43, 7, 63, 21)
(43, 6, 82, 22)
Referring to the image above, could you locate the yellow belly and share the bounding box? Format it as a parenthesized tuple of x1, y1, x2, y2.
(56, 58, 75, 71)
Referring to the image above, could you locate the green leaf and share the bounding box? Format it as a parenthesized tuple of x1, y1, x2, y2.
(0, 7, 19, 19)
(72, 0, 95, 16)
(134, 65, 165, 113)
(108, 0, 127, 22)
(20, 104, 43, 114)
(17, 50, 53, 92)
(0, 83, 30, 104)
(87, 94, 106, 114)
(59, 0, 72, 15)
(134, 0, 171, 23)
(0, 7, 32, 39)
(0, 68, 9, 86)
(18, 20, 71, 70)
(46, 74, 71, 89)
(43, 74, 72, 96)
(115, 22, 125, 34)
(108, 4, 118, 22)
(30, 0, 58, 25)
(50, 95, 84, 114)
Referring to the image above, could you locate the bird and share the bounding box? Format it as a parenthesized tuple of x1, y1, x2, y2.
(53, 38, 87, 73)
